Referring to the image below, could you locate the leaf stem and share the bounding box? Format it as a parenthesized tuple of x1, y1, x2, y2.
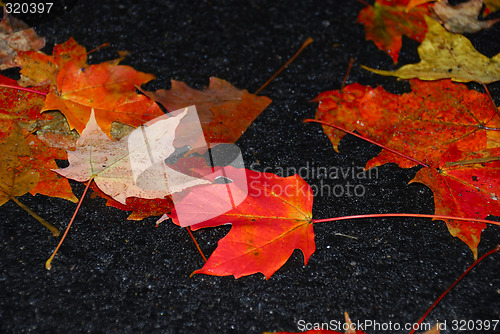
(87, 42, 110, 54)
(186, 226, 207, 262)
(254, 37, 313, 95)
(10, 196, 60, 236)
(45, 177, 93, 270)
(341, 57, 355, 90)
(445, 156, 500, 167)
(355, 0, 371, 7)
(312, 213, 500, 227)
(303, 118, 430, 168)
(408, 244, 500, 334)
(0, 83, 47, 96)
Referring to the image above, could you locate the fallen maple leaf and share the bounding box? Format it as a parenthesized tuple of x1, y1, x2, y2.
(314, 80, 499, 164)
(168, 167, 314, 279)
(363, 16, 500, 83)
(15, 37, 87, 86)
(41, 61, 164, 137)
(0, 9, 45, 70)
(142, 77, 272, 145)
(314, 79, 500, 257)
(55, 107, 209, 205)
(357, 0, 430, 63)
(431, 0, 500, 33)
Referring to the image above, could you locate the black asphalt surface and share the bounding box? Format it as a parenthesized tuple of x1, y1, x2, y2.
(2, 1, 500, 333)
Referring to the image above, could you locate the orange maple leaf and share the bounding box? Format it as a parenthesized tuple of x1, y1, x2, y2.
(142, 77, 272, 145)
(41, 61, 164, 137)
(15, 37, 87, 86)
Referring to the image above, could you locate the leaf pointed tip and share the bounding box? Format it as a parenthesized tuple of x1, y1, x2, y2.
(89, 108, 97, 121)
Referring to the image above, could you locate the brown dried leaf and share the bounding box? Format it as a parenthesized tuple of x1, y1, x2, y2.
(0, 9, 45, 70)
(432, 0, 500, 33)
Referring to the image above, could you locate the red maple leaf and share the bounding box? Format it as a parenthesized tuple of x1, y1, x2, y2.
(357, 0, 430, 63)
(0, 74, 48, 127)
(314, 80, 500, 258)
(413, 145, 500, 257)
(169, 167, 315, 279)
